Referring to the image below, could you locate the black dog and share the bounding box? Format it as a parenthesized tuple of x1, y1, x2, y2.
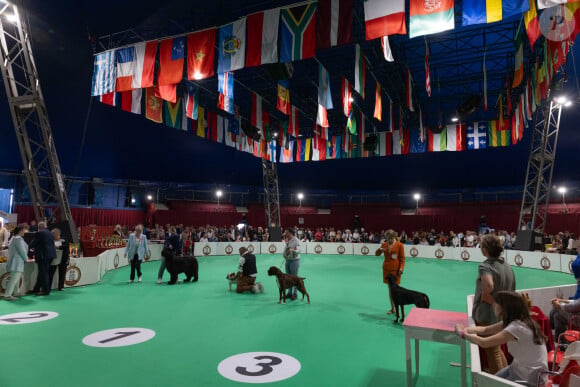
(267, 266, 310, 304)
(161, 248, 199, 285)
(386, 274, 430, 323)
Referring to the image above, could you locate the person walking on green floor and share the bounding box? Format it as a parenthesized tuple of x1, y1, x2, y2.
(4, 225, 28, 300)
(124, 224, 149, 283)
(283, 229, 301, 300)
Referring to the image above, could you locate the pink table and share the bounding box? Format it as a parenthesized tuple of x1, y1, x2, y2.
(403, 308, 469, 387)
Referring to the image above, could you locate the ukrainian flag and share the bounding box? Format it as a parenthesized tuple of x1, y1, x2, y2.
(462, 0, 529, 26)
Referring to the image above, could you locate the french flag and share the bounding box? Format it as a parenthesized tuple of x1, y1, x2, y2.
(246, 9, 279, 67)
(115, 41, 157, 92)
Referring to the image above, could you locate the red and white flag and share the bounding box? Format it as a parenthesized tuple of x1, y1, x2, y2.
(316, 104, 329, 128)
(115, 41, 157, 91)
(316, 0, 353, 48)
(251, 92, 264, 135)
(121, 89, 142, 114)
(425, 40, 431, 97)
(381, 36, 394, 62)
(364, 0, 406, 40)
(341, 77, 352, 116)
(446, 124, 465, 151)
(289, 106, 299, 137)
(388, 99, 394, 131)
(246, 9, 280, 67)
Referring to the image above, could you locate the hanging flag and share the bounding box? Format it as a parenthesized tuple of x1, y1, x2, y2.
(311, 136, 320, 161)
(513, 31, 524, 88)
(316, 105, 329, 128)
(381, 36, 394, 62)
(184, 82, 199, 120)
(374, 82, 382, 121)
(362, 133, 375, 158)
(155, 84, 177, 103)
(316, 0, 353, 48)
(163, 99, 183, 129)
(364, 0, 406, 39)
(446, 124, 465, 151)
(197, 106, 207, 138)
(488, 119, 510, 147)
(483, 57, 488, 110)
(91, 50, 116, 96)
(467, 122, 488, 150)
(217, 72, 235, 114)
(341, 77, 352, 116)
(410, 128, 426, 153)
(392, 129, 410, 155)
(280, 3, 317, 62)
(145, 87, 163, 123)
(524, 88, 532, 122)
(498, 93, 504, 129)
(567, 2, 580, 40)
(318, 137, 327, 161)
(217, 18, 247, 73)
(506, 75, 512, 114)
(263, 112, 271, 140)
(318, 64, 333, 109)
(207, 110, 218, 142)
(158, 37, 185, 86)
(378, 131, 392, 156)
(347, 110, 357, 134)
(187, 28, 216, 80)
(120, 89, 142, 114)
(524, 0, 541, 49)
(333, 136, 342, 159)
(517, 98, 524, 141)
(538, 0, 580, 9)
(354, 44, 366, 98)
(276, 81, 291, 115)
(251, 93, 263, 135)
(295, 138, 304, 162)
(98, 91, 117, 106)
(419, 108, 425, 141)
(547, 38, 571, 74)
(216, 115, 226, 143)
(246, 9, 279, 67)
(406, 68, 414, 111)
(462, 0, 529, 25)
(304, 138, 312, 161)
(409, 0, 455, 39)
(359, 111, 366, 145)
(279, 141, 294, 163)
(326, 137, 335, 159)
(115, 42, 157, 92)
(425, 40, 431, 97)
(289, 106, 299, 137)
(428, 127, 447, 152)
(388, 100, 394, 131)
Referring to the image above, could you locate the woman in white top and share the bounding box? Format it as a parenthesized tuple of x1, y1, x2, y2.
(456, 291, 548, 385)
(5, 226, 28, 300)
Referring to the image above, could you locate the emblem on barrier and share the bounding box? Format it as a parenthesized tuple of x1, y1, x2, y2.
(410, 247, 419, 257)
(0, 272, 23, 293)
(434, 249, 444, 259)
(65, 262, 82, 286)
(461, 251, 470, 261)
(314, 244, 323, 254)
(337, 245, 346, 255)
(570, 259, 574, 273)
(514, 254, 524, 266)
(268, 244, 277, 254)
(225, 245, 233, 255)
(540, 256, 551, 270)
(114, 253, 120, 268)
(203, 246, 212, 256)
(361, 246, 370, 255)
(248, 245, 255, 254)
(145, 249, 151, 261)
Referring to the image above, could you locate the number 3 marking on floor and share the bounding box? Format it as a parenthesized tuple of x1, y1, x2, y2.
(82, 328, 155, 348)
(218, 352, 301, 383)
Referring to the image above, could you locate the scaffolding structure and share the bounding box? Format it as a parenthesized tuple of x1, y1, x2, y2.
(0, 3, 78, 243)
(262, 160, 281, 229)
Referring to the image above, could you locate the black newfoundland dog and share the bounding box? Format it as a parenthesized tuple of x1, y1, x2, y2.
(161, 248, 199, 284)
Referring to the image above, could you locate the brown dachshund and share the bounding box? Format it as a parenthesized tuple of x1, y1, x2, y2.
(267, 266, 310, 304)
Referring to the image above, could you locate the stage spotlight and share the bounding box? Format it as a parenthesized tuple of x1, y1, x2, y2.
(451, 117, 459, 122)
(413, 193, 421, 201)
(146, 195, 153, 201)
(297, 192, 304, 200)
(558, 187, 567, 194)
(555, 96, 568, 104)
(216, 190, 223, 198)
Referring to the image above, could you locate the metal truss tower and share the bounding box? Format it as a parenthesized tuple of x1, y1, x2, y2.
(517, 97, 563, 235)
(262, 160, 281, 229)
(0, 3, 78, 243)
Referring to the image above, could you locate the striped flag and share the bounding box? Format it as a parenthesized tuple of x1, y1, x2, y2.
(184, 82, 199, 120)
(419, 108, 425, 141)
(425, 40, 431, 97)
(406, 68, 414, 111)
(115, 42, 157, 92)
(246, 9, 280, 67)
(120, 89, 142, 114)
(488, 119, 510, 147)
(354, 44, 365, 98)
(409, 0, 454, 38)
(388, 100, 394, 131)
(381, 36, 394, 62)
(98, 91, 117, 106)
(364, 0, 406, 39)
(462, 0, 529, 25)
(524, 0, 541, 49)
(317, 105, 329, 128)
(378, 131, 392, 156)
(513, 31, 524, 88)
(279, 142, 294, 163)
(217, 19, 246, 73)
(251, 93, 264, 136)
(446, 124, 465, 151)
(316, 0, 353, 48)
(289, 106, 299, 137)
(428, 128, 446, 152)
(342, 77, 352, 116)
(91, 50, 116, 96)
(392, 129, 409, 155)
(318, 64, 333, 109)
(374, 82, 382, 121)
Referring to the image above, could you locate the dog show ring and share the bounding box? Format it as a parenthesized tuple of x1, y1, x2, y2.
(403, 308, 468, 387)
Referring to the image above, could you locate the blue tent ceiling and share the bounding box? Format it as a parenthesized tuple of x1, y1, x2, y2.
(1, 0, 579, 192)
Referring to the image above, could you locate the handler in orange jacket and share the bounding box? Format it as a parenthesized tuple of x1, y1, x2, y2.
(376, 230, 406, 315)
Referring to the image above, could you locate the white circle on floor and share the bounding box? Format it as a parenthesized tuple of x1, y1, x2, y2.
(218, 352, 301, 383)
(0, 311, 58, 325)
(82, 328, 155, 348)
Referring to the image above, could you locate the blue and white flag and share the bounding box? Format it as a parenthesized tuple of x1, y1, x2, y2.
(217, 18, 247, 73)
(467, 121, 488, 150)
(318, 64, 333, 110)
(91, 50, 116, 96)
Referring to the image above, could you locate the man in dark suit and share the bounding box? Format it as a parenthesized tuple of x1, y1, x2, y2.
(30, 221, 56, 296)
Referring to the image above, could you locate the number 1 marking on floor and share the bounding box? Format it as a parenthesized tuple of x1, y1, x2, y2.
(82, 328, 155, 348)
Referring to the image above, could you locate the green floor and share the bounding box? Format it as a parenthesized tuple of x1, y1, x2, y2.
(0, 255, 573, 387)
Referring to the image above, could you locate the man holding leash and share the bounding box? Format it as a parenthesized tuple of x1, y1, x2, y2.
(283, 229, 301, 300)
(236, 247, 264, 294)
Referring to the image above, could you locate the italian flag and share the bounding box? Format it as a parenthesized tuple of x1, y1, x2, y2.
(409, 0, 455, 39)
(428, 128, 446, 152)
(446, 124, 464, 151)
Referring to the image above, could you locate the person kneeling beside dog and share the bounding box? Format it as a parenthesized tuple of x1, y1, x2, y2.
(236, 247, 263, 294)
